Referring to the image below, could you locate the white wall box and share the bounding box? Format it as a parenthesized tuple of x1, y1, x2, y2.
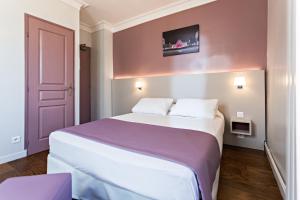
(231, 118, 252, 136)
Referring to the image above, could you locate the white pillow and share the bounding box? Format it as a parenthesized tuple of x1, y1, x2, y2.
(169, 99, 219, 119)
(132, 98, 174, 115)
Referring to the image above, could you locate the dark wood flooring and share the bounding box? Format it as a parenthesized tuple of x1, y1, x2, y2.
(0, 145, 282, 200)
(218, 145, 282, 200)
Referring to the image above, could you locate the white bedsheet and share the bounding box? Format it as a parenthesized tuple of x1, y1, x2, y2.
(48, 113, 224, 200)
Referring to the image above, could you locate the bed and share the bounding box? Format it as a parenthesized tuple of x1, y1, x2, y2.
(47, 111, 224, 200)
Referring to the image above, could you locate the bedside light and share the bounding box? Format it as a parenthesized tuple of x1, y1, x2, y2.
(135, 81, 143, 91)
(234, 76, 246, 89)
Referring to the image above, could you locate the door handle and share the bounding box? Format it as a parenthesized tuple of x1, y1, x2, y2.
(64, 86, 73, 96)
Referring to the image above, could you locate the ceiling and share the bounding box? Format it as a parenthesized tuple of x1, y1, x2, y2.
(80, 0, 184, 26)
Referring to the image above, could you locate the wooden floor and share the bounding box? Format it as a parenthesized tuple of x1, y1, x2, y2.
(0, 145, 282, 200)
(218, 145, 282, 200)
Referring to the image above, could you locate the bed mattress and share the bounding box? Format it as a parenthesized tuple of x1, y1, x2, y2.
(48, 113, 224, 200)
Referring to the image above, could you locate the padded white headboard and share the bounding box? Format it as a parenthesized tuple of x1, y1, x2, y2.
(112, 70, 265, 150)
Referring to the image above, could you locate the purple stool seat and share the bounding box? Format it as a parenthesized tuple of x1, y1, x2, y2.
(0, 173, 72, 200)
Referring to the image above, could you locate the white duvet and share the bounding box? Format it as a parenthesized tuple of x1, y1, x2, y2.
(48, 112, 224, 200)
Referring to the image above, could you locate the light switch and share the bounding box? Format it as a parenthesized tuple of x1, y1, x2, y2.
(237, 112, 244, 118)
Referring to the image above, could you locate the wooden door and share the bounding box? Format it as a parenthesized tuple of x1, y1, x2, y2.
(80, 45, 91, 124)
(26, 15, 74, 155)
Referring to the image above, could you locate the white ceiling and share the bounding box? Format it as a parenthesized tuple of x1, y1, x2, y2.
(80, 0, 182, 26)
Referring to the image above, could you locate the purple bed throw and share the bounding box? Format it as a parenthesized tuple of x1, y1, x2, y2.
(62, 119, 221, 200)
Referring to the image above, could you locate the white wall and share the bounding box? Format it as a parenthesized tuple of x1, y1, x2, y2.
(80, 29, 92, 47)
(295, 0, 299, 198)
(267, 0, 290, 184)
(91, 29, 113, 120)
(0, 0, 80, 163)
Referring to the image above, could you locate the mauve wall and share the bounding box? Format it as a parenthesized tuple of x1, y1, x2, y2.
(113, 0, 267, 78)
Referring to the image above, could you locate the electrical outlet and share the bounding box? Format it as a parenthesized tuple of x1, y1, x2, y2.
(237, 112, 244, 118)
(11, 136, 21, 144)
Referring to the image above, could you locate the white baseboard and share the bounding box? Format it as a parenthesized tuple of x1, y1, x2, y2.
(0, 150, 27, 164)
(265, 142, 286, 198)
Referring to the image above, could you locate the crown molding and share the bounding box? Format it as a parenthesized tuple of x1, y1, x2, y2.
(80, 0, 217, 33)
(93, 20, 113, 32)
(80, 22, 93, 33)
(112, 0, 217, 32)
(60, 0, 89, 10)
(80, 21, 113, 33)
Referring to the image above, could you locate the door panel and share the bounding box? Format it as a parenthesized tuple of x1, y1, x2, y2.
(39, 30, 66, 85)
(40, 91, 65, 101)
(39, 106, 65, 139)
(26, 15, 74, 155)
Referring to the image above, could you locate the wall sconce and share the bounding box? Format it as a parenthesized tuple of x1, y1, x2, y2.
(135, 81, 144, 91)
(234, 76, 246, 89)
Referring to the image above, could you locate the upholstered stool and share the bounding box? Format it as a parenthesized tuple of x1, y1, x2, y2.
(0, 173, 72, 200)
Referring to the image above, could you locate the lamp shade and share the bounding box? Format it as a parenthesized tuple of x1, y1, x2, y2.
(234, 76, 246, 89)
(135, 81, 143, 90)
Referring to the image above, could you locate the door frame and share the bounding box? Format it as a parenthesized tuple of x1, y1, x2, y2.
(24, 14, 75, 153)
